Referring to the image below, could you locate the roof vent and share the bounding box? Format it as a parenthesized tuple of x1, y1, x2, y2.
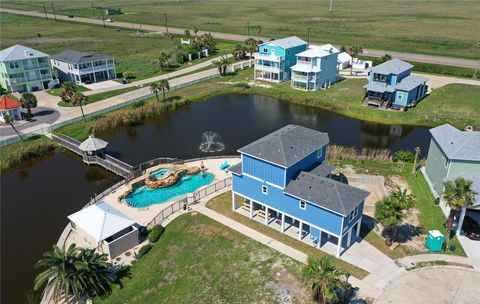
(24, 50, 34, 57)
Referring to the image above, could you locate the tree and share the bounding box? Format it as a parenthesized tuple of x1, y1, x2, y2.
(123, 70, 134, 82)
(375, 188, 415, 246)
(59, 82, 75, 103)
(158, 79, 170, 102)
(347, 46, 363, 75)
(154, 52, 171, 72)
(3, 113, 23, 141)
(381, 53, 392, 63)
(20, 92, 38, 119)
(184, 29, 190, 37)
(303, 256, 347, 304)
(150, 82, 161, 102)
(213, 55, 229, 76)
(255, 25, 262, 40)
(34, 244, 113, 303)
(442, 177, 477, 249)
(232, 44, 246, 60)
(0, 84, 7, 96)
(244, 38, 259, 59)
(339, 45, 347, 53)
(192, 26, 199, 36)
(71, 91, 87, 122)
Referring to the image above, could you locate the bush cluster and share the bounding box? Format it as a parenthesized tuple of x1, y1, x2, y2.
(135, 244, 152, 259)
(148, 225, 165, 243)
(233, 82, 251, 89)
(327, 144, 392, 162)
(392, 150, 414, 163)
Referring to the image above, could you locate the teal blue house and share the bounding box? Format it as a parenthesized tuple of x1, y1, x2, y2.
(363, 59, 428, 110)
(254, 36, 307, 82)
(229, 125, 369, 256)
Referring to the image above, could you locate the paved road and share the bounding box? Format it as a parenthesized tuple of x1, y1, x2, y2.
(2, 8, 479, 69)
(0, 106, 60, 136)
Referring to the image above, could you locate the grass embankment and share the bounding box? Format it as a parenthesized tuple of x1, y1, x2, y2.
(206, 191, 369, 279)
(337, 159, 466, 257)
(3, 0, 479, 60)
(0, 12, 237, 81)
(95, 213, 310, 304)
(0, 136, 57, 172)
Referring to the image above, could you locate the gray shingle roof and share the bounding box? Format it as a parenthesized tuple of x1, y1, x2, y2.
(0, 44, 49, 62)
(270, 36, 307, 49)
(51, 49, 113, 64)
(395, 74, 427, 91)
(430, 124, 480, 161)
(238, 125, 330, 167)
(228, 162, 242, 176)
(363, 84, 396, 93)
(309, 163, 334, 177)
(284, 172, 369, 215)
(370, 59, 413, 75)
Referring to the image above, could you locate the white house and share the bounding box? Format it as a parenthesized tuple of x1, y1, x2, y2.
(50, 50, 116, 85)
(337, 52, 352, 70)
(68, 203, 140, 259)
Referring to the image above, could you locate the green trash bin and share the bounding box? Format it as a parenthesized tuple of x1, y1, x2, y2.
(426, 230, 444, 252)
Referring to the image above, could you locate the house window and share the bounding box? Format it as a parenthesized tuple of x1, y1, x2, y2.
(299, 201, 306, 210)
(9, 62, 19, 69)
(262, 185, 268, 195)
(444, 154, 448, 168)
(349, 206, 359, 221)
(397, 92, 404, 99)
(317, 148, 323, 159)
(263, 48, 268, 54)
(287, 50, 290, 55)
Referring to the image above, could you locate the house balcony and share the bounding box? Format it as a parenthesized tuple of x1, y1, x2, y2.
(292, 74, 310, 82)
(255, 64, 281, 74)
(9, 77, 26, 84)
(296, 59, 313, 66)
(78, 64, 114, 74)
(254, 52, 282, 62)
(24, 62, 50, 70)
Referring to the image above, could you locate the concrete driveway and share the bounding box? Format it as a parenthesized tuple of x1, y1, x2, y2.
(375, 267, 480, 304)
(0, 106, 60, 136)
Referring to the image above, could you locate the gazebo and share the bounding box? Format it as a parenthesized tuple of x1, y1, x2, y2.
(79, 134, 108, 160)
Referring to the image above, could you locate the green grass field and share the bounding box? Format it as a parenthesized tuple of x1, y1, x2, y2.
(95, 213, 311, 304)
(2, 0, 480, 59)
(0, 12, 237, 81)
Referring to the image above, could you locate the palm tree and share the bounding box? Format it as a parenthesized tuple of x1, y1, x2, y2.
(233, 44, 246, 60)
(34, 244, 113, 303)
(303, 256, 347, 304)
(123, 71, 134, 83)
(213, 55, 229, 76)
(381, 53, 392, 63)
(184, 29, 190, 37)
(192, 26, 199, 36)
(339, 45, 347, 53)
(255, 25, 262, 40)
(150, 82, 161, 102)
(347, 46, 363, 75)
(442, 177, 477, 249)
(20, 92, 37, 119)
(155, 52, 170, 72)
(0, 84, 7, 96)
(375, 188, 415, 245)
(244, 38, 259, 59)
(71, 91, 87, 122)
(59, 81, 75, 103)
(158, 79, 170, 102)
(3, 113, 23, 141)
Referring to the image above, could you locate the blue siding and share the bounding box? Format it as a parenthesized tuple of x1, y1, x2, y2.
(393, 90, 409, 106)
(318, 53, 339, 85)
(343, 201, 364, 231)
(258, 41, 307, 81)
(242, 154, 286, 187)
(232, 174, 345, 235)
(285, 145, 327, 183)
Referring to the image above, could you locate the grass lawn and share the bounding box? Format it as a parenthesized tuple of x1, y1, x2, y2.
(3, 1, 479, 59)
(206, 191, 369, 279)
(337, 159, 466, 257)
(47, 84, 90, 96)
(0, 12, 237, 81)
(57, 86, 139, 107)
(95, 213, 311, 304)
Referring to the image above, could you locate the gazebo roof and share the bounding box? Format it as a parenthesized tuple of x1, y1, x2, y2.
(79, 134, 108, 152)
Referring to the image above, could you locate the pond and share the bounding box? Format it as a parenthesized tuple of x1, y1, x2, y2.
(1, 94, 431, 303)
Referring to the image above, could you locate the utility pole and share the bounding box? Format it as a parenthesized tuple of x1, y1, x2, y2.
(100, 10, 106, 29)
(329, 0, 333, 13)
(246, 21, 250, 38)
(307, 28, 311, 47)
(412, 147, 421, 176)
(164, 13, 169, 34)
(51, 2, 57, 21)
(42, 3, 49, 20)
(91, 2, 96, 17)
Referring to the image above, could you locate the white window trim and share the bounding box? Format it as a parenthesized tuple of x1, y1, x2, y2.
(317, 148, 323, 159)
(262, 185, 268, 195)
(299, 200, 306, 210)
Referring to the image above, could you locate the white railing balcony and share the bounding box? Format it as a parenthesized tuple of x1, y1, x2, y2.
(296, 59, 312, 66)
(9, 77, 26, 84)
(255, 64, 281, 73)
(292, 74, 309, 82)
(24, 62, 50, 70)
(254, 52, 282, 62)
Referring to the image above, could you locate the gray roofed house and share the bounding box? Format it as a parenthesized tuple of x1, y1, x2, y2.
(430, 124, 480, 161)
(395, 74, 428, 91)
(228, 162, 242, 176)
(238, 125, 330, 167)
(50, 49, 116, 85)
(284, 171, 369, 215)
(370, 58, 413, 75)
(0, 44, 49, 62)
(271, 36, 307, 49)
(308, 163, 335, 177)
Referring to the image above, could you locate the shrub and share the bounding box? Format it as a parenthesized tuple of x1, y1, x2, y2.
(392, 150, 414, 163)
(234, 82, 250, 89)
(135, 244, 152, 259)
(148, 225, 165, 243)
(132, 100, 146, 108)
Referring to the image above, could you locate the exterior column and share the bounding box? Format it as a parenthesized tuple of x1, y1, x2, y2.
(92, 72, 97, 83)
(265, 206, 269, 225)
(336, 235, 342, 257)
(356, 217, 362, 238)
(317, 231, 322, 248)
(281, 213, 285, 232)
(298, 221, 303, 240)
(231, 192, 235, 211)
(347, 229, 353, 247)
(456, 207, 467, 236)
(249, 200, 253, 218)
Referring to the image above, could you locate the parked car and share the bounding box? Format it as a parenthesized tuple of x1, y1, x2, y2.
(106, 18, 113, 22)
(68, 15, 74, 19)
(462, 215, 480, 240)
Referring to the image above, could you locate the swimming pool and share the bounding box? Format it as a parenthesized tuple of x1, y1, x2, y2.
(124, 172, 215, 208)
(150, 168, 171, 179)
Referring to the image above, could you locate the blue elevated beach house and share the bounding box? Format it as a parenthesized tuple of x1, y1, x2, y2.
(291, 44, 339, 91)
(229, 125, 369, 256)
(363, 59, 427, 110)
(254, 36, 307, 83)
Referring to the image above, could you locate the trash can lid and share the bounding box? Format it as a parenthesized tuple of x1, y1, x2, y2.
(428, 230, 444, 237)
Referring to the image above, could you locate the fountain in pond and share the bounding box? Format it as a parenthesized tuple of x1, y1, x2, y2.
(199, 131, 225, 153)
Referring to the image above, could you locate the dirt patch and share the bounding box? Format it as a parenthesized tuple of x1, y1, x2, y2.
(266, 263, 310, 304)
(385, 176, 410, 194)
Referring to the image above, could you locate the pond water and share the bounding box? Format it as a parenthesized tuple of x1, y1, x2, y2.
(1, 94, 431, 303)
